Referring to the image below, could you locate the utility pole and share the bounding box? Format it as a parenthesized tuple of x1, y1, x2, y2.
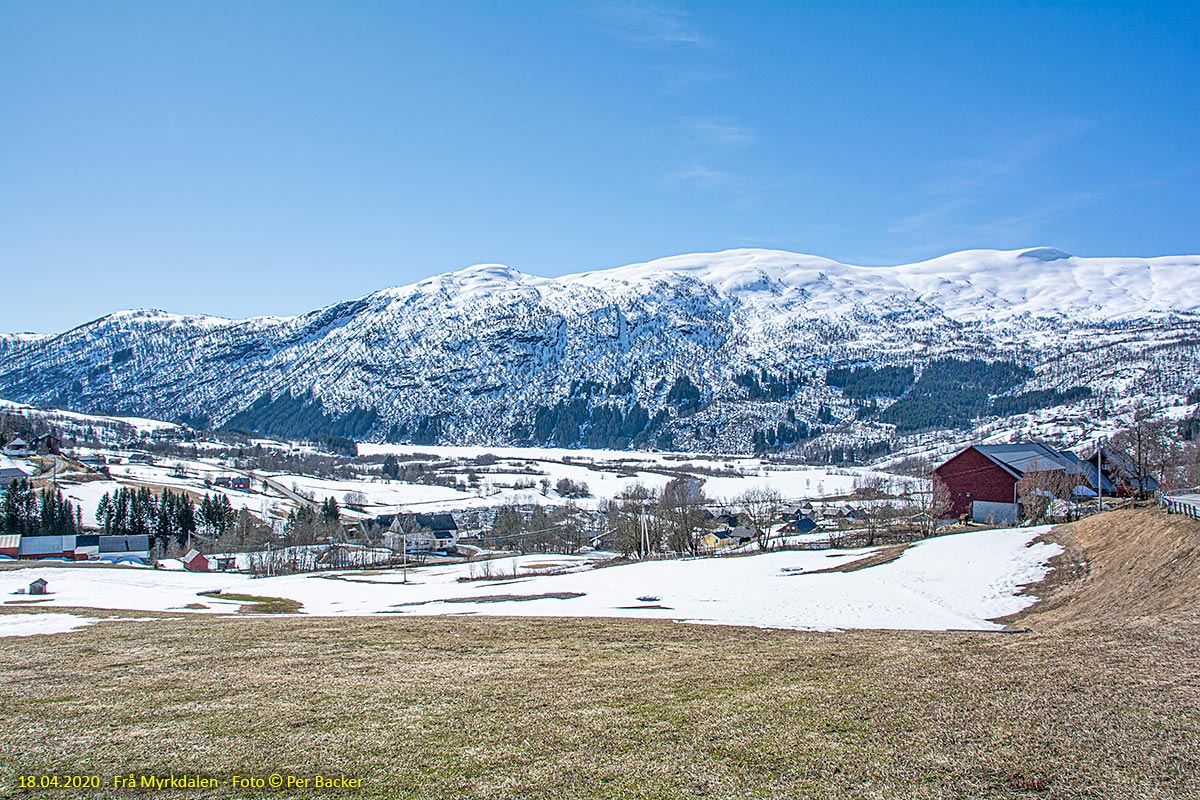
(640, 503, 649, 560)
(1097, 437, 1104, 513)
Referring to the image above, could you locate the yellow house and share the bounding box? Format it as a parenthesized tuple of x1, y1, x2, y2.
(699, 527, 754, 551)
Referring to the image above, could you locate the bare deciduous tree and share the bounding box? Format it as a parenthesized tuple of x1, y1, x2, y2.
(1109, 406, 1178, 498)
(1015, 458, 1075, 523)
(736, 487, 783, 550)
(609, 484, 661, 558)
(657, 478, 708, 556)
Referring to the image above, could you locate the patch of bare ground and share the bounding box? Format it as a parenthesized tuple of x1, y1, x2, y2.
(3, 507, 1199, 799)
(394, 592, 586, 606)
(199, 592, 303, 615)
(803, 542, 912, 574)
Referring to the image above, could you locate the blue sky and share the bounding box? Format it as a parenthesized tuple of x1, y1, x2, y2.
(2, 1, 1197, 332)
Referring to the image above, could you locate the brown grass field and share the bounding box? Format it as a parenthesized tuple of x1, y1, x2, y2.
(2, 506, 1199, 799)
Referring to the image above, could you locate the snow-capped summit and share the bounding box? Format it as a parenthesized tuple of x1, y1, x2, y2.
(1, 246, 1197, 453)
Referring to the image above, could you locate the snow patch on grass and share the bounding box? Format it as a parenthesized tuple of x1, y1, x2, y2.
(0, 613, 99, 637)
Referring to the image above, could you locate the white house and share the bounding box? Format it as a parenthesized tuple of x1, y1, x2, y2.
(2, 437, 30, 457)
(382, 513, 459, 553)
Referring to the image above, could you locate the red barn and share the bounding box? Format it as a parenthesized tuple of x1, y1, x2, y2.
(182, 549, 211, 572)
(933, 443, 1089, 524)
(0, 534, 20, 559)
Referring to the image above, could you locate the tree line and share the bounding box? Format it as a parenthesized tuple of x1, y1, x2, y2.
(2, 480, 82, 537)
(95, 486, 238, 553)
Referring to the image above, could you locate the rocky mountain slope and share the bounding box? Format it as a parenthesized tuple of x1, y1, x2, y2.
(2, 247, 1198, 456)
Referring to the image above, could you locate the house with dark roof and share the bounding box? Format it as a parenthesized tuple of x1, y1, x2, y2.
(0, 455, 31, 484)
(34, 433, 62, 455)
(1079, 447, 1158, 497)
(403, 513, 457, 534)
(780, 517, 819, 535)
(933, 443, 1096, 524)
(699, 527, 754, 551)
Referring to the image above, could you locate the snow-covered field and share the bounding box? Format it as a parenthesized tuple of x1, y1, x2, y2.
(266, 449, 919, 514)
(42, 441, 924, 527)
(0, 525, 1058, 633)
(0, 397, 181, 435)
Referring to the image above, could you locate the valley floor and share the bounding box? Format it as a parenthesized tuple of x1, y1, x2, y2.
(0, 524, 1056, 631)
(1, 507, 1198, 799)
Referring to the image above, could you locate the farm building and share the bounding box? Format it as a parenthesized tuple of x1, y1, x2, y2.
(932, 443, 1096, 524)
(780, 517, 819, 535)
(1079, 447, 1158, 496)
(211, 555, 238, 571)
(74, 534, 100, 560)
(13, 534, 150, 561)
(384, 513, 459, 553)
(0, 534, 20, 559)
(182, 549, 211, 572)
(98, 535, 151, 561)
(2, 437, 30, 457)
(0, 455, 31, 484)
(28, 578, 48, 595)
(212, 475, 250, 491)
(34, 433, 62, 454)
(18, 535, 78, 559)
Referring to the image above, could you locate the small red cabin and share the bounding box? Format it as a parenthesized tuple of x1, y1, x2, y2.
(182, 549, 211, 573)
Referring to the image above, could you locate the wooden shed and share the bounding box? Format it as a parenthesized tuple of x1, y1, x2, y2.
(182, 549, 211, 573)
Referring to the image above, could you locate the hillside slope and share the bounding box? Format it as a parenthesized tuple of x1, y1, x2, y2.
(2, 247, 1198, 453)
(1011, 506, 1200, 630)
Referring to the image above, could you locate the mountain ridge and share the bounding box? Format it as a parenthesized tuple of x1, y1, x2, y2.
(2, 246, 1198, 456)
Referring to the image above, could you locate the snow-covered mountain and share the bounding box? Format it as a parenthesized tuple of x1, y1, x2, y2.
(2, 247, 1198, 456)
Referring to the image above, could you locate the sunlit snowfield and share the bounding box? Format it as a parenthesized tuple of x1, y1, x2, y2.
(0, 525, 1057, 635)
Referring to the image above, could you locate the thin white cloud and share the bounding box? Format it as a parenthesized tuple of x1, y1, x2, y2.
(891, 120, 1098, 242)
(928, 120, 1094, 198)
(687, 115, 755, 146)
(589, 1, 710, 47)
(667, 164, 745, 190)
(972, 191, 1105, 240)
(889, 198, 970, 235)
(663, 164, 759, 211)
(661, 64, 731, 92)
(892, 191, 1103, 244)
